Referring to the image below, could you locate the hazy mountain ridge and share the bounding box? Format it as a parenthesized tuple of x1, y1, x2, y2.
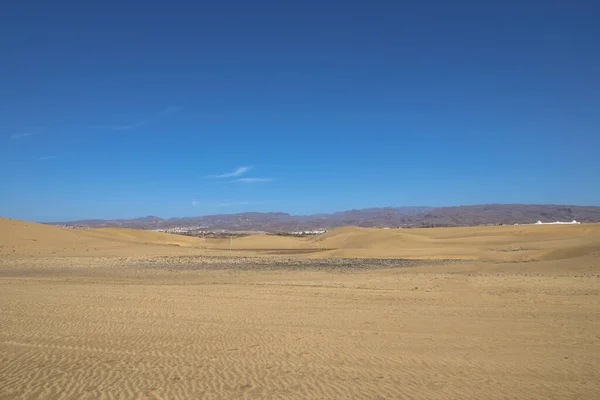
(47, 204, 600, 232)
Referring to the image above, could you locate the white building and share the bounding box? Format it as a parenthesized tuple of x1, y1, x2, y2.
(534, 220, 580, 225)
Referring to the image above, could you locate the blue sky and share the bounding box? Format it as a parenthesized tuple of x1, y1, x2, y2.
(2, 1, 599, 222)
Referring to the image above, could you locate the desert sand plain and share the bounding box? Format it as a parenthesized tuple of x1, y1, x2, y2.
(1, 218, 599, 399)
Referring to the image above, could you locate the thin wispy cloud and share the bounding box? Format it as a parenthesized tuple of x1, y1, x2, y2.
(234, 178, 274, 183)
(209, 166, 253, 179)
(91, 106, 180, 131)
(206, 166, 273, 183)
(191, 200, 200, 208)
(10, 132, 35, 140)
(39, 155, 56, 161)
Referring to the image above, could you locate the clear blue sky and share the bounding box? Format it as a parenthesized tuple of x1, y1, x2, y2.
(2, 1, 599, 222)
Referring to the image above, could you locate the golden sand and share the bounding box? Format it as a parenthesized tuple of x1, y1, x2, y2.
(1, 218, 599, 399)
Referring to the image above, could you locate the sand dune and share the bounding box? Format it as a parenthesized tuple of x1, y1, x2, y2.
(314, 224, 600, 261)
(209, 234, 313, 252)
(0, 218, 207, 258)
(83, 227, 205, 247)
(1, 217, 600, 399)
(2, 218, 599, 262)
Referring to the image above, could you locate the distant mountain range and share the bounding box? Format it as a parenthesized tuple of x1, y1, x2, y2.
(47, 204, 600, 232)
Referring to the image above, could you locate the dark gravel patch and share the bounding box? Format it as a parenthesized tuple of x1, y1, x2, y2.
(131, 256, 468, 272)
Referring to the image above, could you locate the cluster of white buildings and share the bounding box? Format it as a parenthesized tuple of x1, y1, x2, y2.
(54, 224, 89, 229)
(514, 220, 581, 226)
(152, 226, 208, 234)
(288, 230, 327, 235)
